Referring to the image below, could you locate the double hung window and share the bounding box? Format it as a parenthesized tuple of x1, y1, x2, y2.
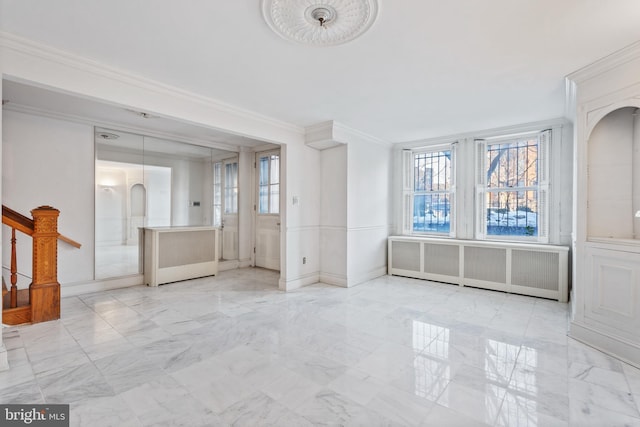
(404, 146, 455, 235)
(476, 130, 550, 241)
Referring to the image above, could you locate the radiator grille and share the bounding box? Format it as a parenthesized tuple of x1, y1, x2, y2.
(159, 230, 216, 268)
(424, 243, 459, 277)
(392, 241, 421, 271)
(464, 246, 506, 283)
(511, 250, 559, 291)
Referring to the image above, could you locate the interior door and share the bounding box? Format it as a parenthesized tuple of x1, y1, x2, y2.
(255, 150, 281, 270)
(213, 158, 239, 261)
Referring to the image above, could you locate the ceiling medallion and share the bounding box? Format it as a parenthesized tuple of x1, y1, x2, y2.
(261, 0, 379, 46)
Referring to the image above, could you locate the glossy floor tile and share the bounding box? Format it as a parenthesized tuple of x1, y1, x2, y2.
(2, 268, 640, 426)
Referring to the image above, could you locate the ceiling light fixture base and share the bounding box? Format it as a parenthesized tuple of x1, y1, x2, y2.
(261, 0, 378, 46)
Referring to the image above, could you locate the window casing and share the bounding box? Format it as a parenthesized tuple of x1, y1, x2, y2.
(475, 130, 550, 242)
(403, 145, 456, 236)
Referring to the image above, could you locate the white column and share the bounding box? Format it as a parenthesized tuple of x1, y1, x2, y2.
(238, 147, 254, 268)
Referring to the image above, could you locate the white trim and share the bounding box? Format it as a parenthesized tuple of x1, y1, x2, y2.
(305, 121, 345, 150)
(61, 275, 143, 297)
(305, 120, 391, 150)
(347, 266, 387, 287)
(279, 272, 319, 291)
(399, 118, 569, 148)
(566, 40, 640, 85)
(320, 272, 348, 287)
(570, 321, 640, 369)
(333, 121, 391, 147)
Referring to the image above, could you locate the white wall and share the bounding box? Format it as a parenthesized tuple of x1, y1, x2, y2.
(346, 139, 392, 285)
(2, 110, 95, 285)
(280, 142, 321, 290)
(319, 144, 347, 285)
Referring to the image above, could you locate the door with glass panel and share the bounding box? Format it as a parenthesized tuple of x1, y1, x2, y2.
(255, 150, 280, 270)
(213, 157, 239, 261)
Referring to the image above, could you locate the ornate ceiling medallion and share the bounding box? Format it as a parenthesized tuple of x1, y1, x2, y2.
(261, 0, 379, 46)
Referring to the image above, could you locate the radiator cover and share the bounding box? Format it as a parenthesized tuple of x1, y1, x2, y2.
(388, 236, 569, 301)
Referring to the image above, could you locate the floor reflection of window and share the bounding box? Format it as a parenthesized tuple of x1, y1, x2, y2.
(412, 321, 451, 401)
(493, 345, 539, 426)
(485, 338, 520, 384)
(412, 320, 447, 356)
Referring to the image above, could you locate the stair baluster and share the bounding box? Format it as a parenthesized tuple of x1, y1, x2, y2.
(10, 228, 17, 308)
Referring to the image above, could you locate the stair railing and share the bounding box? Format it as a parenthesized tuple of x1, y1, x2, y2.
(2, 205, 80, 324)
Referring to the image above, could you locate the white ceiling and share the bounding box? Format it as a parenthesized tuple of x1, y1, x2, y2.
(2, 1, 640, 143)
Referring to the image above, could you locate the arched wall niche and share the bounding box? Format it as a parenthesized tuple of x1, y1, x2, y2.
(587, 106, 640, 240)
(585, 99, 640, 141)
(130, 183, 146, 217)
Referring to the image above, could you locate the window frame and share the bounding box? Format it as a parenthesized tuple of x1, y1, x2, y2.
(475, 130, 550, 243)
(403, 143, 456, 237)
(257, 151, 280, 215)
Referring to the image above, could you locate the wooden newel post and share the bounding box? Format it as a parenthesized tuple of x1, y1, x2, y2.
(30, 206, 60, 322)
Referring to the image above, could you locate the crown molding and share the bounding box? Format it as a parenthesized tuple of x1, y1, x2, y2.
(0, 31, 305, 142)
(4, 102, 241, 153)
(333, 121, 391, 147)
(398, 117, 570, 149)
(566, 39, 640, 84)
(305, 121, 344, 150)
(305, 120, 390, 150)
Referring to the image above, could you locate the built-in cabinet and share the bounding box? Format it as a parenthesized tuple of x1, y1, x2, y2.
(568, 41, 640, 367)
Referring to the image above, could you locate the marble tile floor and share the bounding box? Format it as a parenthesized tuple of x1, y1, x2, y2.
(2, 268, 640, 426)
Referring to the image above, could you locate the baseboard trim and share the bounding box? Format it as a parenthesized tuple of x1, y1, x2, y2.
(61, 275, 143, 297)
(219, 260, 240, 271)
(569, 321, 640, 369)
(347, 266, 387, 288)
(279, 273, 319, 291)
(319, 273, 348, 288)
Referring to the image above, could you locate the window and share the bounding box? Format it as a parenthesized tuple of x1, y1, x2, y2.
(213, 162, 222, 226)
(405, 147, 455, 235)
(476, 130, 549, 241)
(224, 161, 238, 214)
(258, 152, 280, 214)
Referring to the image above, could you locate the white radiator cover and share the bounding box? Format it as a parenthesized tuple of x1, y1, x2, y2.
(388, 236, 569, 302)
(143, 226, 219, 286)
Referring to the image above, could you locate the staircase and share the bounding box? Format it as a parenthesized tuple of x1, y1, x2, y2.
(2, 205, 80, 325)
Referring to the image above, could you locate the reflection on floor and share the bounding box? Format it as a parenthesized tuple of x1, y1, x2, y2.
(95, 244, 140, 279)
(2, 268, 640, 426)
